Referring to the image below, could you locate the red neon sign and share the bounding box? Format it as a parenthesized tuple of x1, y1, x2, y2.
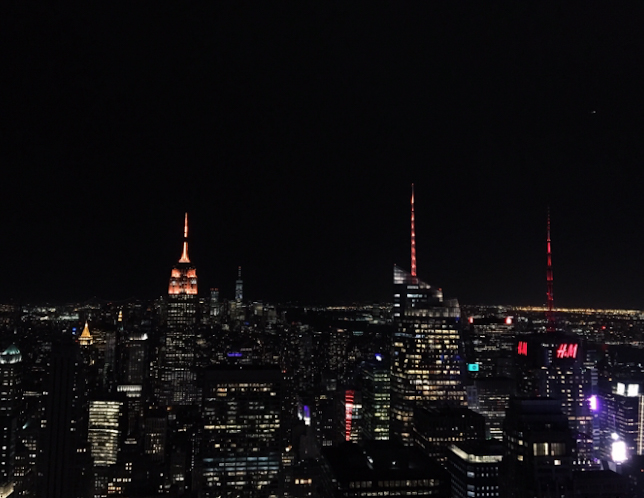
(345, 390, 355, 441)
(556, 343, 578, 359)
(518, 341, 528, 356)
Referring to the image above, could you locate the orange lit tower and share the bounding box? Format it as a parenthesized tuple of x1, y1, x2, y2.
(162, 213, 199, 406)
(168, 213, 198, 296)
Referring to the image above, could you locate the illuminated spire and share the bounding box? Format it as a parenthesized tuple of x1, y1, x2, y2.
(411, 183, 416, 277)
(80, 321, 93, 346)
(546, 208, 555, 332)
(179, 212, 190, 263)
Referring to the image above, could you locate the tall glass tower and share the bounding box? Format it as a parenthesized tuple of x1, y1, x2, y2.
(390, 186, 466, 445)
(390, 266, 465, 444)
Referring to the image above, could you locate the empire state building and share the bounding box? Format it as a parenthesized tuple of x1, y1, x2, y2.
(162, 213, 199, 406)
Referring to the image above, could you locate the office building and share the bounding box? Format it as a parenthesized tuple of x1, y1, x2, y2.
(390, 186, 466, 445)
(500, 398, 574, 498)
(516, 333, 594, 466)
(597, 379, 643, 466)
(447, 439, 503, 498)
(360, 355, 390, 441)
(321, 441, 450, 497)
(414, 405, 486, 464)
(196, 367, 283, 497)
(0, 345, 21, 493)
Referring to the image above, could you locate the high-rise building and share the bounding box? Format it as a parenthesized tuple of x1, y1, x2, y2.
(413, 405, 486, 464)
(597, 378, 644, 467)
(515, 333, 594, 466)
(360, 354, 390, 441)
(500, 398, 574, 498)
(447, 439, 503, 498)
(88, 401, 122, 466)
(37, 340, 91, 498)
(235, 266, 243, 303)
(162, 213, 199, 406)
(0, 345, 22, 494)
(390, 185, 466, 445)
(196, 367, 283, 497)
(321, 441, 451, 497)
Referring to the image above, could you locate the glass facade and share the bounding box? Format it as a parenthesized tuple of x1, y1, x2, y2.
(391, 266, 466, 445)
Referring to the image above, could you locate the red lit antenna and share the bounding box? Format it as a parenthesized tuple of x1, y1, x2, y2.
(546, 209, 555, 332)
(411, 184, 416, 277)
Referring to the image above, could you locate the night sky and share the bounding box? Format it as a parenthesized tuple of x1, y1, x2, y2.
(2, 4, 644, 308)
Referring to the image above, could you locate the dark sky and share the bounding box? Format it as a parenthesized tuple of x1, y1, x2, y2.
(2, 3, 644, 308)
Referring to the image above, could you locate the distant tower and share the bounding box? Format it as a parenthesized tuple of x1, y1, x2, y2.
(411, 183, 416, 278)
(546, 210, 555, 332)
(79, 321, 93, 347)
(168, 213, 197, 296)
(391, 185, 466, 445)
(162, 213, 198, 406)
(235, 266, 243, 303)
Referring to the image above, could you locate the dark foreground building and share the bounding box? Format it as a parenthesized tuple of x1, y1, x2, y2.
(321, 441, 450, 497)
(501, 398, 573, 498)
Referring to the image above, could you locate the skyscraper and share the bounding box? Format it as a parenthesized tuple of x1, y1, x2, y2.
(235, 266, 243, 303)
(196, 367, 283, 496)
(162, 213, 198, 406)
(390, 185, 466, 445)
(0, 345, 21, 494)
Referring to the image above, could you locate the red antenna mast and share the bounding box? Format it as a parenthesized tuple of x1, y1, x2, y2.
(546, 209, 555, 332)
(411, 183, 416, 277)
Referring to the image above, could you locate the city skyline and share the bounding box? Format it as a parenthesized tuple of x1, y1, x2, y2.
(3, 4, 644, 308)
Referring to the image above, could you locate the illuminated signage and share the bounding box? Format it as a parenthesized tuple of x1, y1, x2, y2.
(612, 440, 627, 463)
(517, 341, 528, 356)
(616, 383, 640, 397)
(589, 395, 598, 411)
(555, 343, 578, 359)
(227, 352, 242, 358)
(345, 390, 355, 441)
(467, 363, 480, 372)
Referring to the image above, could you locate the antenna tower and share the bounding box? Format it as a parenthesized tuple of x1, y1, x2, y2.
(411, 183, 416, 277)
(546, 209, 555, 332)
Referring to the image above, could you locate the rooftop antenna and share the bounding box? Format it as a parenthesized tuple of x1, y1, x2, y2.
(411, 183, 416, 277)
(179, 212, 190, 263)
(546, 208, 555, 332)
